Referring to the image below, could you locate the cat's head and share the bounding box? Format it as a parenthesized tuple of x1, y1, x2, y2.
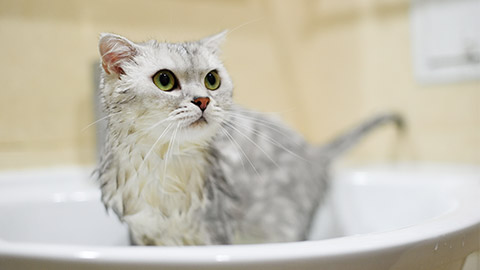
(98, 32, 233, 145)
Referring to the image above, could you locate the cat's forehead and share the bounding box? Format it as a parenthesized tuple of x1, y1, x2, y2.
(139, 40, 219, 72)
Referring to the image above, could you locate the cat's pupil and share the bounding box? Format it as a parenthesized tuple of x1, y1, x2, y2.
(159, 73, 170, 86)
(206, 73, 216, 85)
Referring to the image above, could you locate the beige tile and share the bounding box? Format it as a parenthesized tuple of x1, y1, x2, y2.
(0, 0, 478, 169)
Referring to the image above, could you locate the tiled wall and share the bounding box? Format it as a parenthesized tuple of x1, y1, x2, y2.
(0, 0, 478, 169)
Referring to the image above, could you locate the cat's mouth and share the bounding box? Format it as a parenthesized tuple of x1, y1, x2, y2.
(190, 116, 208, 127)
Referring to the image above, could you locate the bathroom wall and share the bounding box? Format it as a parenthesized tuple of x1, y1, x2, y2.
(0, 0, 478, 169)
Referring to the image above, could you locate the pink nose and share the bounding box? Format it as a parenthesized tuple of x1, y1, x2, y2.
(192, 97, 210, 111)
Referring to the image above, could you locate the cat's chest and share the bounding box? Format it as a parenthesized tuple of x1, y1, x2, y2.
(115, 139, 210, 217)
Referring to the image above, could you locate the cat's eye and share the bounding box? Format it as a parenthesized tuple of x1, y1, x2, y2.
(204, 70, 221, 90)
(153, 70, 177, 91)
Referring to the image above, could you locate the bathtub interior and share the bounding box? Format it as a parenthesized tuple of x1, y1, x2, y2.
(0, 163, 476, 247)
(0, 167, 129, 246)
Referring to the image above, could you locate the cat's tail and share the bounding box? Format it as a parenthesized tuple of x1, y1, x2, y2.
(317, 113, 404, 160)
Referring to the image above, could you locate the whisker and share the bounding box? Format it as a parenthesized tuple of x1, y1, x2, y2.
(167, 124, 185, 189)
(224, 111, 302, 147)
(219, 126, 261, 179)
(227, 118, 311, 164)
(163, 123, 180, 185)
(81, 111, 122, 132)
(226, 18, 264, 36)
(138, 122, 174, 174)
(225, 110, 288, 132)
(218, 126, 246, 171)
(143, 116, 174, 133)
(229, 106, 298, 117)
(222, 121, 281, 169)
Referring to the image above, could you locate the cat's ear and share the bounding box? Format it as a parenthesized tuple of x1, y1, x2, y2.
(99, 33, 138, 76)
(199, 30, 227, 55)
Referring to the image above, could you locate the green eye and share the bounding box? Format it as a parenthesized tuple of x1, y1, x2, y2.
(204, 70, 221, 90)
(153, 70, 177, 91)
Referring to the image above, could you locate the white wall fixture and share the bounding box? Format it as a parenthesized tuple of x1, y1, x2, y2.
(411, 0, 480, 84)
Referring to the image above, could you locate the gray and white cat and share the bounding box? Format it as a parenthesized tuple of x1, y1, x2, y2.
(96, 31, 403, 246)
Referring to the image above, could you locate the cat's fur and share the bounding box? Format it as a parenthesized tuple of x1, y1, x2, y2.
(96, 32, 403, 246)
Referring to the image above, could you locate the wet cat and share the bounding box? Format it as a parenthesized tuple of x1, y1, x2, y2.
(95, 32, 403, 246)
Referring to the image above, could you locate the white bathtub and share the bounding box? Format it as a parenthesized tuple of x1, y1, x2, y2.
(0, 163, 479, 270)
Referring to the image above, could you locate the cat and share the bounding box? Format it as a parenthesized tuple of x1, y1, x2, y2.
(95, 31, 403, 246)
